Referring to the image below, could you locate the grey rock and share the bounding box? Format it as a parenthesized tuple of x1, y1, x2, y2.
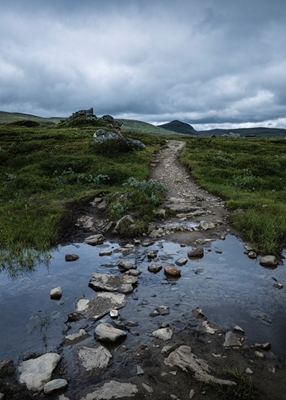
(94, 323, 127, 343)
(50, 286, 62, 300)
(148, 264, 162, 273)
(89, 273, 138, 294)
(176, 257, 188, 266)
(260, 255, 278, 268)
(152, 327, 173, 340)
(18, 353, 61, 391)
(65, 329, 90, 345)
(142, 383, 153, 393)
(78, 345, 112, 371)
(199, 220, 215, 230)
(65, 253, 79, 262)
(84, 234, 105, 245)
(76, 292, 127, 321)
(164, 265, 181, 277)
(188, 248, 204, 258)
(165, 345, 236, 386)
(118, 260, 134, 270)
(99, 250, 112, 256)
(136, 365, 144, 375)
(114, 215, 135, 233)
(80, 380, 138, 400)
(223, 331, 242, 348)
(43, 379, 68, 394)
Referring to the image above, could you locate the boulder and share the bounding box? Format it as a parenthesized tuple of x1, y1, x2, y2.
(50, 287, 62, 300)
(78, 345, 112, 371)
(188, 248, 204, 258)
(18, 353, 61, 391)
(84, 234, 105, 245)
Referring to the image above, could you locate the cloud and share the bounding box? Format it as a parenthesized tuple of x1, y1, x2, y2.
(0, 0, 286, 129)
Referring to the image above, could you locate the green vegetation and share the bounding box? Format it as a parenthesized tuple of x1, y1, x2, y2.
(209, 368, 259, 399)
(0, 120, 165, 272)
(181, 137, 286, 255)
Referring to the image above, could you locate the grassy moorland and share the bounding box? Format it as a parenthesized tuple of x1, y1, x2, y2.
(181, 137, 286, 255)
(0, 119, 167, 273)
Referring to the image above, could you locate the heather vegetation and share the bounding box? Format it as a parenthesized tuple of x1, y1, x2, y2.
(0, 121, 165, 271)
(181, 137, 286, 255)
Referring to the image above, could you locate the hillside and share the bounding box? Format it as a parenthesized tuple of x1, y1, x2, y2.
(0, 111, 63, 126)
(158, 120, 197, 135)
(118, 119, 181, 137)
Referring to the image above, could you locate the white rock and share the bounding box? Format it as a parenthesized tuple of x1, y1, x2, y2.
(50, 286, 62, 300)
(43, 379, 68, 394)
(78, 346, 112, 371)
(152, 327, 173, 341)
(80, 380, 138, 400)
(94, 323, 127, 342)
(18, 353, 61, 391)
(189, 389, 195, 399)
(65, 329, 90, 345)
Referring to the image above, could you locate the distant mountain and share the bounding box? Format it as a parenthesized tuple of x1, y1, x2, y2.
(0, 111, 63, 126)
(159, 120, 197, 135)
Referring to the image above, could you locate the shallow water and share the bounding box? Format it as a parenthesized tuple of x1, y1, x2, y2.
(1, 234, 286, 363)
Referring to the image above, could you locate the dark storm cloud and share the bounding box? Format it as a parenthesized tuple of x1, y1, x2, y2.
(1, 0, 286, 129)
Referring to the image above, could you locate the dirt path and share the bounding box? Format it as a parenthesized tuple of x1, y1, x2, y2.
(147, 140, 234, 245)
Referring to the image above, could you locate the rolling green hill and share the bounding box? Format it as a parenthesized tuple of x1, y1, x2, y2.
(0, 111, 64, 126)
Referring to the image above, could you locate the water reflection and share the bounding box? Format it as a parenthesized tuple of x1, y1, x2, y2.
(0, 235, 285, 362)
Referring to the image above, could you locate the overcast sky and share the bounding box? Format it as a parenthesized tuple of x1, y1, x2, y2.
(1, 0, 286, 130)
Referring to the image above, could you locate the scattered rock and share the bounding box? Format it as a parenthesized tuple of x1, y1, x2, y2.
(260, 255, 278, 268)
(176, 257, 188, 266)
(18, 353, 61, 391)
(65, 253, 79, 261)
(142, 383, 154, 393)
(89, 273, 138, 294)
(251, 342, 271, 351)
(78, 345, 112, 371)
(223, 331, 242, 348)
(50, 286, 63, 300)
(164, 265, 181, 277)
(99, 250, 112, 256)
(188, 248, 204, 258)
(274, 283, 284, 289)
(94, 323, 127, 343)
(136, 365, 144, 375)
(80, 380, 138, 400)
(43, 379, 68, 394)
(152, 327, 173, 340)
(199, 221, 215, 230)
(76, 292, 127, 320)
(148, 264, 162, 273)
(247, 251, 257, 259)
(165, 345, 236, 386)
(118, 260, 134, 270)
(65, 329, 90, 345)
(246, 368, 253, 374)
(84, 234, 105, 245)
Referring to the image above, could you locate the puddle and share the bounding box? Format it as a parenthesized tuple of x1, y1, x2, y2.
(1, 234, 286, 363)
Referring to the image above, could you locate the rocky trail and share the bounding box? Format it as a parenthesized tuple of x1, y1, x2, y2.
(1, 140, 286, 400)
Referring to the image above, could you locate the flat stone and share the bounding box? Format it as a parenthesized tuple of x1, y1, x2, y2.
(76, 292, 127, 321)
(165, 345, 236, 386)
(164, 265, 181, 277)
(50, 286, 62, 300)
(80, 380, 138, 400)
(89, 273, 138, 294)
(18, 353, 61, 391)
(260, 255, 278, 268)
(78, 345, 112, 371)
(65, 253, 79, 261)
(84, 234, 105, 245)
(94, 323, 127, 343)
(152, 327, 173, 340)
(43, 379, 68, 394)
(65, 329, 90, 345)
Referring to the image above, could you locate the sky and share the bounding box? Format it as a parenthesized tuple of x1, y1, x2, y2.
(1, 0, 286, 130)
